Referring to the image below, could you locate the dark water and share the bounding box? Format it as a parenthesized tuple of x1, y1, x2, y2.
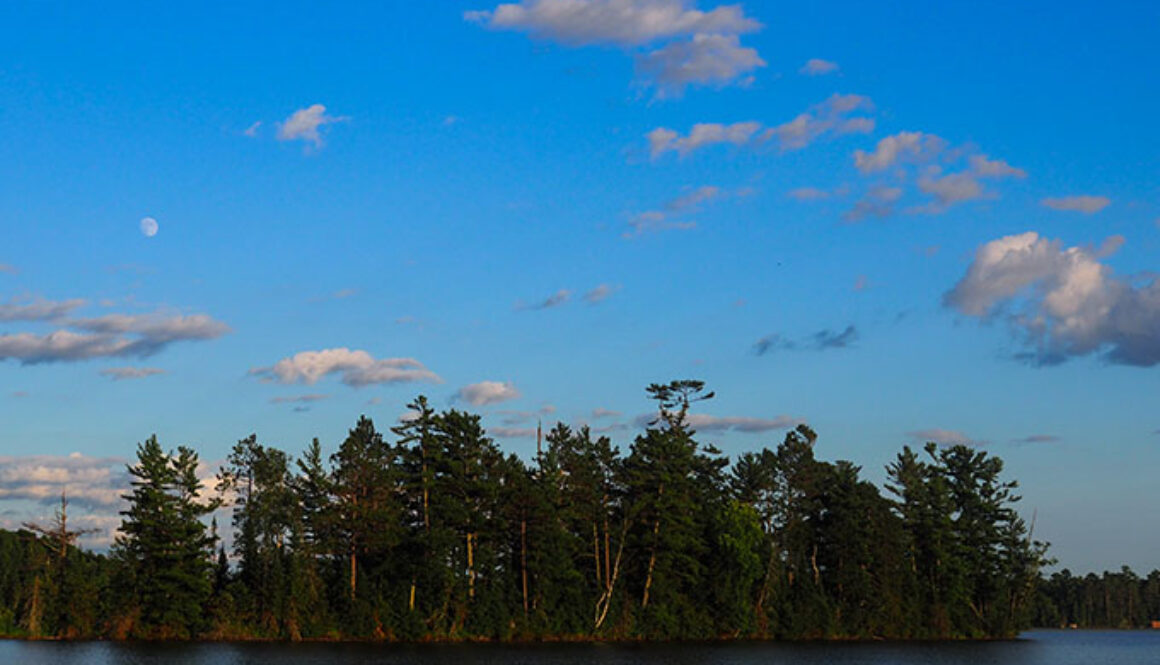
(1, 630, 1157, 665)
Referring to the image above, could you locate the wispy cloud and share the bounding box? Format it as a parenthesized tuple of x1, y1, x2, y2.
(1012, 434, 1060, 444)
(518, 289, 572, 310)
(944, 231, 1160, 366)
(99, 367, 166, 381)
(908, 428, 985, 446)
(0, 297, 87, 322)
(270, 393, 329, 404)
(1041, 195, 1111, 214)
(626, 184, 725, 236)
(0, 310, 229, 365)
(0, 264, 17, 275)
(583, 283, 620, 304)
(634, 411, 802, 433)
(647, 94, 873, 158)
(456, 380, 521, 406)
(251, 348, 442, 386)
(753, 325, 859, 355)
(800, 58, 838, 75)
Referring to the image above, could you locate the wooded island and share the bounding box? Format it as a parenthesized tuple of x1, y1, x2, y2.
(0, 381, 1098, 641)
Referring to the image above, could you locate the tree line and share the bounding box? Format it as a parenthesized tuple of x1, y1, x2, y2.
(0, 381, 1056, 640)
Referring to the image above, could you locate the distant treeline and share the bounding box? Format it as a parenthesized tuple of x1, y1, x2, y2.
(1033, 568, 1160, 629)
(0, 381, 1053, 641)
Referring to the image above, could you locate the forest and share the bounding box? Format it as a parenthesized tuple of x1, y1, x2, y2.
(0, 381, 1073, 641)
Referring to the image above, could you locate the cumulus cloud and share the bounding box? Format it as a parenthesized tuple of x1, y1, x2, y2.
(583, 283, 620, 304)
(849, 133, 1024, 218)
(0, 297, 87, 322)
(636, 33, 764, 96)
(753, 325, 858, 355)
(912, 154, 1026, 213)
(518, 289, 572, 310)
(646, 121, 762, 158)
(853, 131, 946, 173)
(0, 453, 128, 509)
(100, 367, 166, 381)
(800, 58, 838, 75)
(944, 231, 1160, 366)
(626, 184, 723, 236)
(907, 429, 982, 446)
(277, 104, 347, 148)
(648, 94, 873, 158)
(1041, 195, 1111, 214)
(251, 348, 442, 386)
(466, 0, 759, 45)
(456, 380, 521, 406)
(467, 0, 764, 95)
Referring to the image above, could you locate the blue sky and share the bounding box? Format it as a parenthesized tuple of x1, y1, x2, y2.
(1, 1, 1157, 572)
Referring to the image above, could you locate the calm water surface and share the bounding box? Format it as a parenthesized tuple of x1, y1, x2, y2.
(2, 630, 1156, 665)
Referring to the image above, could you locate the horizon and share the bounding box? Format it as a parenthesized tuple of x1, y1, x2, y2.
(1, 0, 1157, 576)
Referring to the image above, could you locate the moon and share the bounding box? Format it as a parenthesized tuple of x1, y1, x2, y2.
(140, 217, 159, 238)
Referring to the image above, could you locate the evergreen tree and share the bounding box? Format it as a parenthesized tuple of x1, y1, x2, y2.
(113, 435, 219, 639)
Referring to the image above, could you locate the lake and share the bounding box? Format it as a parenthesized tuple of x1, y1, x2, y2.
(1, 630, 1156, 664)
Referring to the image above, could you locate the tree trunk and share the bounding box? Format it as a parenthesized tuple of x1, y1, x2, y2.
(467, 532, 475, 600)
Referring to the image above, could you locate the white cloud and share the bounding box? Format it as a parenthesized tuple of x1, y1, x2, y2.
(853, 131, 945, 173)
(583, 283, 620, 304)
(944, 231, 1160, 366)
(243, 121, 262, 137)
(277, 104, 346, 148)
(467, 0, 760, 46)
(0, 298, 87, 322)
(765, 94, 874, 151)
(1041, 195, 1111, 214)
(647, 94, 873, 158)
(0, 453, 128, 509)
(100, 367, 166, 381)
(800, 58, 838, 75)
(592, 407, 622, 419)
(646, 121, 763, 158)
(251, 348, 442, 387)
(912, 154, 1026, 213)
(636, 33, 764, 96)
(0, 309, 230, 365)
(457, 380, 521, 406)
(467, 1, 764, 95)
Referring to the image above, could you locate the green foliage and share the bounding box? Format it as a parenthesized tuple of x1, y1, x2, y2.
(0, 381, 1064, 641)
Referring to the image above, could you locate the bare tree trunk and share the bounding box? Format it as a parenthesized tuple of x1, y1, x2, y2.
(467, 532, 475, 600)
(641, 517, 661, 609)
(595, 517, 628, 630)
